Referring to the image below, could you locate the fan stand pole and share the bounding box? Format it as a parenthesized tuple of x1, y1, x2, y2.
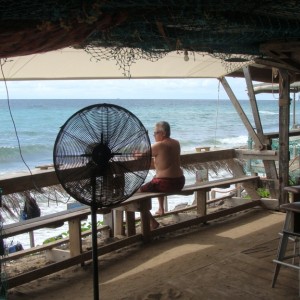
(91, 204, 99, 300)
(91, 176, 100, 300)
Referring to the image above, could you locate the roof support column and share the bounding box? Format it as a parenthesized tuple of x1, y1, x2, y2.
(219, 76, 264, 150)
(243, 66, 264, 137)
(243, 66, 279, 199)
(278, 69, 291, 204)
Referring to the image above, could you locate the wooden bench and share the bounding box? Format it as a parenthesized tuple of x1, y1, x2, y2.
(2, 175, 260, 257)
(112, 175, 261, 241)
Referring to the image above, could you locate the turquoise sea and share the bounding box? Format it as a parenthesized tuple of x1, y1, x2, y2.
(1, 98, 299, 248)
(0, 98, 290, 174)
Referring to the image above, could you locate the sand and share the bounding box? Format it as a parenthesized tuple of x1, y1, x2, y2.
(5, 208, 292, 300)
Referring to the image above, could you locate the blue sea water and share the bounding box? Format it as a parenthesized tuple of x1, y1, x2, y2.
(1, 98, 299, 248)
(0, 98, 290, 174)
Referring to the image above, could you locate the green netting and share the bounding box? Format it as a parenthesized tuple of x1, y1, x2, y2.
(1, 1, 300, 76)
(0, 0, 300, 56)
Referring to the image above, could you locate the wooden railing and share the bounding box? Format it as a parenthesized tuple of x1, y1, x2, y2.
(0, 148, 277, 289)
(0, 148, 278, 195)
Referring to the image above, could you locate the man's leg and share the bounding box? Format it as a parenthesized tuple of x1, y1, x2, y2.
(155, 196, 165, 216)
(148, 211, 160, 230)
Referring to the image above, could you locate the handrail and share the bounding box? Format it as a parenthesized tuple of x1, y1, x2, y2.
(264, 129, 300, 140)
(0, 149, 237, 195)
(2, 147, 276, 209)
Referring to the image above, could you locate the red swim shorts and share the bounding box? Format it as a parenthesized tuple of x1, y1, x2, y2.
(140, 176, 185, 193)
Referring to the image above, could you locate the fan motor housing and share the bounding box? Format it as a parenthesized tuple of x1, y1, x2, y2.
(91, 143, 112, 172)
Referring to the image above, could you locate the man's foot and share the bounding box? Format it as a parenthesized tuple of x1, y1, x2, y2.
(155, 209, 164, 216)
(150, 220, 160, 230)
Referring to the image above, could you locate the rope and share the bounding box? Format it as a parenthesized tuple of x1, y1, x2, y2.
(213, 80, 221, 148)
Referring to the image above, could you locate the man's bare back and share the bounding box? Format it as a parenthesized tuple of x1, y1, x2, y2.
(152, 137, 183, 178)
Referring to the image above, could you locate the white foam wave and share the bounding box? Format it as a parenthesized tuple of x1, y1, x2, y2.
(259, 110, 278, 115)
(217, 135, 248, 147)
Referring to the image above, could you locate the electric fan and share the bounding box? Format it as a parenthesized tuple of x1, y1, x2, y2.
(53, 103, 151, 299)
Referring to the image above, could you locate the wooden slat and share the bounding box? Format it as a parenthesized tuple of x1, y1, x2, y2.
(1, 225, 110, 263)
(3, 206, 91, 237)
(150, 200, 263, 237)
(181, 175, 259, 193)
(6, 234, 143, 289)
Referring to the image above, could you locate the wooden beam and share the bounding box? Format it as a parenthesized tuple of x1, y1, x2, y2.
(278, 69, 291, 204)
(219, 77, 264, 150)
(235, 149, 278, 161)
(0, 150, 236, 196)
(264, 129, 300, 140)
(180, 149, 236, 165)
(255, 56, 300, 72)
(6, 234, 143, 289)
(243, 65, 264, 138)
(0, 169, 59, 195)
(259, 41, 300, 72)
(242, 65, 279, 198)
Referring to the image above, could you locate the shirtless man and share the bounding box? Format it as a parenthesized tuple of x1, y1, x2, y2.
(139, 121, 185, 229)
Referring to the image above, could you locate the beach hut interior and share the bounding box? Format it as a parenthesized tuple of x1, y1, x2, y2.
(2, 1, 300, 299)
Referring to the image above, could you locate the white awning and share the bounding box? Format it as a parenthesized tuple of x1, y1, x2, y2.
(1, 49, 242, 80)
(253, 82, 300, 94)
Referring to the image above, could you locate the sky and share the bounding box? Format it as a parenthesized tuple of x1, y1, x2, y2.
(0, 77, 279, 101)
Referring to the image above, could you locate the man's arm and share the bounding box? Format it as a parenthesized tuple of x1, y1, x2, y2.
(151, 142, 160, 157)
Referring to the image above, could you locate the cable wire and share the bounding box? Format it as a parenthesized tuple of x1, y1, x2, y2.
(0, 59, 32, 174)
(213, 80, 221, 148)
(0, 59, 71, 205)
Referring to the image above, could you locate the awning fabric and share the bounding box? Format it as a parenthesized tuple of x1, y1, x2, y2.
(0, 49, 245, 81)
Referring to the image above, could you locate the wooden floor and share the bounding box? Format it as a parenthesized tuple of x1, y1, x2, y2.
(171, 238, 299, 300)
(132, 208, 300, 300)
(7, 207, 300, 299)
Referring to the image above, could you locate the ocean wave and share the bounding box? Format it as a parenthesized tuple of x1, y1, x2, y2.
(0, 145, 53, 162)
(259, 110, 278, 115)
(216, 135, 248, 147)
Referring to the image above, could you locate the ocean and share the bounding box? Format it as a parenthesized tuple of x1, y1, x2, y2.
(0, 98, 285, 173)
(0, 98, 298, 248)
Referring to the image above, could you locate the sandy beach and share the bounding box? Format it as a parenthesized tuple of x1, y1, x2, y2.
(5, 207, 299, 300)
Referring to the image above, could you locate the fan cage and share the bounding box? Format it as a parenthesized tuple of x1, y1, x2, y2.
(53, 103, 151, 208)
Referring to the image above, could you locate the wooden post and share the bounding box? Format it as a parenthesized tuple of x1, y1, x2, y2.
(195, 190, 207, 217)
(219, 76, 264, 150)
(125, 211, 136, 236)
(243, 66, 279, 199)
(29, 231, 35, 248)
(163, 196, 168, 212)
(113, 210, 124, 236)
(139, 198, 151, 242)
(68, 218, 82, 257)
(278, 69, 291, 205)
(103, 212, 113, 237)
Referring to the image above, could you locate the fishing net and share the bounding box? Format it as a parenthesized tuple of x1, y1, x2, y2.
(0, 1, 300, 74)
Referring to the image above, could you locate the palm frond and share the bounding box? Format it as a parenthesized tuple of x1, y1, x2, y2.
(181, 158, 246, 178)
